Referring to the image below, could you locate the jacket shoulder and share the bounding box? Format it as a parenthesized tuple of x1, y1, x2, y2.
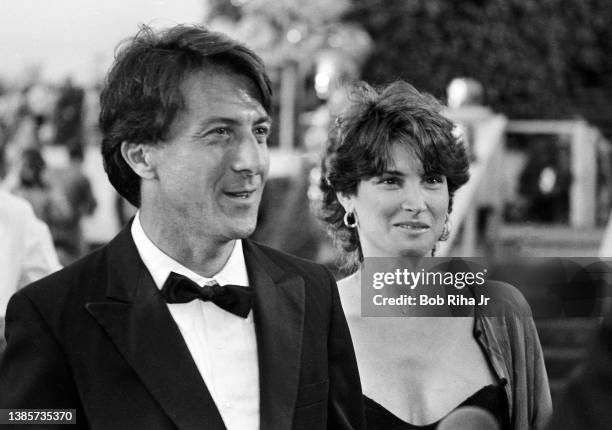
(474, 279, 533, 318)
(246, 240, 333, 281)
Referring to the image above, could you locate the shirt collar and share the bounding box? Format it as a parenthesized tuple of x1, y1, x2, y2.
(131, 211, 249, 289)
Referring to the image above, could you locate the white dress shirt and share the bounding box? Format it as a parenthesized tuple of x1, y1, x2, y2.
(0, 190, 61, 318)
(131, 212, 260, 430)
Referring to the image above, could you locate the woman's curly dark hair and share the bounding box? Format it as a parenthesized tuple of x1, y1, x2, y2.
(319, 81, 470, 271)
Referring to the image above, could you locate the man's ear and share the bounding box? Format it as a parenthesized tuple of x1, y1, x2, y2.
(120, 141, 157, 180)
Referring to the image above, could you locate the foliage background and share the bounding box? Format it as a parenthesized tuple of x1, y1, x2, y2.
(344, 0, 612, 118)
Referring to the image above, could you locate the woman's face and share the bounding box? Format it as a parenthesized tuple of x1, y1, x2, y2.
(338, 143, 450, 258)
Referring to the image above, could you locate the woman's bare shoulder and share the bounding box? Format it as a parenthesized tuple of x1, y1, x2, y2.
(337, 272, 361, 314)
(337, 272, 359, 289)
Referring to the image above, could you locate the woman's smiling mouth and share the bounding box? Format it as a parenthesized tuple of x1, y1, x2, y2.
(394, 221, 431, 232)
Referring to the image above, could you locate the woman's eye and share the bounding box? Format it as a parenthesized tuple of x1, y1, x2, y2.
(379, 177, 399, 185)
(213, 127, 229, 136)
(424, 174, 444, 185)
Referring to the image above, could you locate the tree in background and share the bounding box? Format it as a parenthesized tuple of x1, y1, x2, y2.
(205, 0, 367, 71)
(344, 0, 612, 118)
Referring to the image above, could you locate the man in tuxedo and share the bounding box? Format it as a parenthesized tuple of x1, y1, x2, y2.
(0, 25, 364, 430)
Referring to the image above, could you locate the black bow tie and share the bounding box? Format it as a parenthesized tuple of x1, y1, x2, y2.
(160, 272, 253, 318)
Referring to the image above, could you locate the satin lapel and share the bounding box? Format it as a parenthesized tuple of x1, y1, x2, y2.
(86, 226, 226, 430)
(243, 241, 305, 430)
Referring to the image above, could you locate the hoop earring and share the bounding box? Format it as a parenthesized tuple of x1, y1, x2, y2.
(439, 216, 451, 241)
(343, 211, 357, 228)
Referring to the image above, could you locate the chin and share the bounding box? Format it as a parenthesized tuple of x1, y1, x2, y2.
(397, 244, 434, 258)
(398, 250, 430, 259)
(228, 219, 257, 239)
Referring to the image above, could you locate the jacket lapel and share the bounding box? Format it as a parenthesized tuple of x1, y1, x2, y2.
(243, 241, 305, 430)
(86, 226, 226, 430)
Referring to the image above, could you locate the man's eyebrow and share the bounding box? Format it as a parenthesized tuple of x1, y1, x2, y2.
(196, 115, 272, 128)
(255, 115, 273, 125)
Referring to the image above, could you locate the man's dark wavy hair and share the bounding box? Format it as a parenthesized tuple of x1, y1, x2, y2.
(99, 24, 272, 206)
(320, 81, 470, 270)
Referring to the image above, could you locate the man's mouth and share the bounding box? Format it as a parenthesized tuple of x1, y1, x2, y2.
(224, 189, 257, 199)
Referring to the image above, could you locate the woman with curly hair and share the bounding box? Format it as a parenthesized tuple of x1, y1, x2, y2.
(320, 81, 551, 430)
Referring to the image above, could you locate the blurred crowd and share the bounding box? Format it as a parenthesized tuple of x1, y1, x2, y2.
(0, 78, 100, 266)
(0, 74, 602, 273)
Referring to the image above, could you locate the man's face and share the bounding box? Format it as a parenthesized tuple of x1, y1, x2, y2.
(148, 69, 271, 243)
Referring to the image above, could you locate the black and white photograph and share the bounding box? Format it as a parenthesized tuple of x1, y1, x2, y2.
(0, 1, 611, 429)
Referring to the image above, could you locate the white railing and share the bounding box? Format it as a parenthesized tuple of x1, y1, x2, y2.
(437, 109, 507, 256)
(437, 116, 606, 257)
(600, 217, 612, 257)
(599, 142, 612, 256)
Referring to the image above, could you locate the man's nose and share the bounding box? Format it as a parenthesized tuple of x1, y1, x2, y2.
(400, 182, 427, 213)
(230, 130, 268, 176)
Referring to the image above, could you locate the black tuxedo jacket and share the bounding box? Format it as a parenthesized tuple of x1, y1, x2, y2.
(0, 226, 365, 430)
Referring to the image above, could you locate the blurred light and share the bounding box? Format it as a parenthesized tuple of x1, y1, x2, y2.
(230, 0, 250, 6)
(286, 28, 302, 44)
(314, 73, 330, 98)
(447, 79, 468, 109)
(447, 77, 484, 108)
(539, 167, 557, 195)
(314, 54, 338, 99)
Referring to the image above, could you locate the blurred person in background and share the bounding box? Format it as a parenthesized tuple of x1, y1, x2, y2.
(518, 137, 571, 223)
(320, 81, 551, 429)
(0, 144, 60, 352)
(0, 191, 61, 352)
(0, 87, 43, 189)
(11, 148, 72, 234)
(54, 76, 84, 155)
(1, 83, 56, 162)
(10, 86, 43, 149)
(47, 144, 97, 264)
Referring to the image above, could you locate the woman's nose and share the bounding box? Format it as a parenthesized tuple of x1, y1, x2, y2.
(400, 183, 426, 213)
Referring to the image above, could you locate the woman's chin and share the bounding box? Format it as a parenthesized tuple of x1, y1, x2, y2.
(394, 238, 437, 259)
(397, 248, 431, 259)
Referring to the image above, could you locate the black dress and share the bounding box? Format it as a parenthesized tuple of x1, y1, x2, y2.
(363, 384, 508, 430)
